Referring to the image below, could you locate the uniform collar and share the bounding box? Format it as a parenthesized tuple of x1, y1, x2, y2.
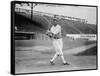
(53, 24, 58, 27)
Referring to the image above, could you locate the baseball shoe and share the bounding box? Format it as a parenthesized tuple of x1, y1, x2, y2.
(50, 61, 55, 65)
(63, 62, 70, 65)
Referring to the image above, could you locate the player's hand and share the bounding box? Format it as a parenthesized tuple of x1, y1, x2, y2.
(46, 31, 54, 38)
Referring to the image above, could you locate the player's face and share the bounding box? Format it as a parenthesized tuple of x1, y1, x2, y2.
(54, 20, 57, 26)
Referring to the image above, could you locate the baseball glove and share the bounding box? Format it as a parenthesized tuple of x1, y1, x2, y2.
(46, 31, 54, 38)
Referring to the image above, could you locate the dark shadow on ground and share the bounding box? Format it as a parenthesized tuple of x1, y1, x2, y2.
(75, 46, 97, 56)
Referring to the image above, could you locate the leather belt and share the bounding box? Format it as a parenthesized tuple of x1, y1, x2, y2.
(54, 37, 62, 39)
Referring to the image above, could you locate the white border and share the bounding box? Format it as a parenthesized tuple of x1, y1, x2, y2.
(0, 0, 99, 76)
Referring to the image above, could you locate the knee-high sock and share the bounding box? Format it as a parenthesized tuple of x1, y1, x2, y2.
(50, 53, 58, 62)
(60, 55, 66, 63)
(60, 51, 66, 63)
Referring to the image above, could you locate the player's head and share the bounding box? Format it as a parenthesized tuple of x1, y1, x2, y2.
(53, 15, 58, 26)
(53, 19, 57, 26)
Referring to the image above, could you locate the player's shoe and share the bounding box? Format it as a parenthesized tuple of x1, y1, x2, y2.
(50, 61, 55, 65)
(63, 62, 70, 65)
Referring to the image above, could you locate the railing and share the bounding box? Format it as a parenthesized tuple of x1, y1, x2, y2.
(66, 34, 97, 41)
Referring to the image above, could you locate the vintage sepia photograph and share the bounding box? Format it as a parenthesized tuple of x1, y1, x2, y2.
(11, 1, 97, 75)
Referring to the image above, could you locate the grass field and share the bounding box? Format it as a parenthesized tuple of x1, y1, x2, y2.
(15, 38, 97, 74)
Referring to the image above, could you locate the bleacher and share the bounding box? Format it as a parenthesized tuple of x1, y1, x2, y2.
(14, 7, 97, 40)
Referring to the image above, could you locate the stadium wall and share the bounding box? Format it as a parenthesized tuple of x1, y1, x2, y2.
(66, 34, 97, 41)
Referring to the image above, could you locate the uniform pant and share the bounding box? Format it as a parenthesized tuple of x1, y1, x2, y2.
(50, 38, 66, 63)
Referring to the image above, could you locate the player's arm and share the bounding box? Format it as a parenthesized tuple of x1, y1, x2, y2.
(46, 29, 54, 38)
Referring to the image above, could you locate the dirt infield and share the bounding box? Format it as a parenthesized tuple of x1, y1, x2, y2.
(15, 55, 96, 74)
(15, 38, 97, 74)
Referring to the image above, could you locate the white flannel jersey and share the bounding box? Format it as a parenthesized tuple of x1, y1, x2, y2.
(50, 24, 62, 38)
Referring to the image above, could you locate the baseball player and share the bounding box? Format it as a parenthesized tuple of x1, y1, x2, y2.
(46, 17, 69, 65)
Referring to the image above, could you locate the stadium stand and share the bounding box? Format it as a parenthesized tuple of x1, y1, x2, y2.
(14, 8, 97, 40)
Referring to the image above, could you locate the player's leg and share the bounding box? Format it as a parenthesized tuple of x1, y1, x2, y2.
(59, 38, 63, 50)
(50, 52, 59, 65)
(58, 39, 69, 65)
(50, 39, 58, 64)
(59, 49, 66, 63)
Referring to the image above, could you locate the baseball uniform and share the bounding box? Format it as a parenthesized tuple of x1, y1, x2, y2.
(49, 24, 67, 64)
